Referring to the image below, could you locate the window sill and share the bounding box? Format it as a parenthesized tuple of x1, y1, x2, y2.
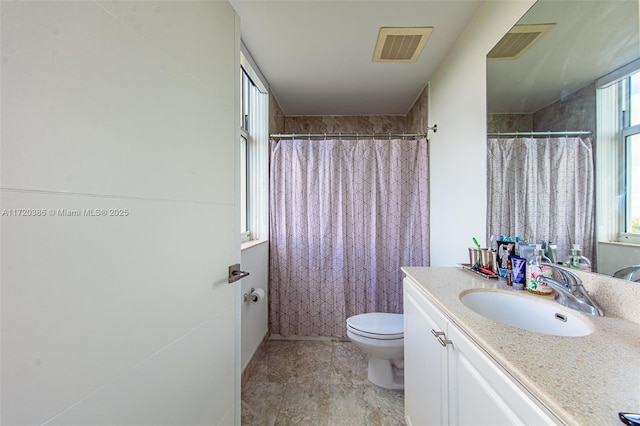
(241, 239, 268, 251)
(616, 234, 640, 245)
(602, 240, 640, 248)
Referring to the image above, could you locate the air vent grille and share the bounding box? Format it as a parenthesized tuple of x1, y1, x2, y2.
(373, 27, 432, 63)
(488, 24, 555, 60)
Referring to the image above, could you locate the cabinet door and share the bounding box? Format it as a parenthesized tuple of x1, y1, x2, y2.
(447, 325, 558, 426)
(404, 278, 450, 426)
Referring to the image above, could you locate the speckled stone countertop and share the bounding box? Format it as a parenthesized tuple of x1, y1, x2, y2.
(401, 266, 640, 426)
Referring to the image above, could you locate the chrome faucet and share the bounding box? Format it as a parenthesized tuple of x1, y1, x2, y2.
(537, 263, 604, 316)
(612, 265, 640, 282)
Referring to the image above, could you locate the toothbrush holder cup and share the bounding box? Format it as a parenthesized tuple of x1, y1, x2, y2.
(469, 248, 481, 267)
(480, 248, 494, 271)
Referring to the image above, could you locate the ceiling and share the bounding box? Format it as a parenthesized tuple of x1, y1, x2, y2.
(487, 0, 640, 114)
(229, 0, 482, 116)
(230, 0, 640, 117)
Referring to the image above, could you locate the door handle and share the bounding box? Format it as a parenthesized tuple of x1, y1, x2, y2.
(228, 263, 250, 283)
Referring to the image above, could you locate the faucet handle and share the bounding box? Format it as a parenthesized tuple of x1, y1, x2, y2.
(619, 412, 640, 426)
(537, 265, 604, 316)
(541, 263, 579, 289)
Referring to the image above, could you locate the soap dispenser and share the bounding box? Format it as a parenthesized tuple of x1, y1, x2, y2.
(526, 244, 553, 294)
(562, 244, 592, 272)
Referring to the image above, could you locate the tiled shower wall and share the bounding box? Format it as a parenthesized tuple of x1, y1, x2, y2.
(269, 92, 285, 135)
(487, 82, 596, 135)
(487, 114, 532, 133)
(268, 86, 429, 135)
(406, 86, 429, 133)
(284, 115, 407, 134)
(533, 82, 596, 134)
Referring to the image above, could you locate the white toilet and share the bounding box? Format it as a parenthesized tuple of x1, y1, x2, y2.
(346, 312, 404, 390)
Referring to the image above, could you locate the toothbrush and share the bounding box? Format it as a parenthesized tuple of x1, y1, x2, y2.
(472, 237, 481, 250)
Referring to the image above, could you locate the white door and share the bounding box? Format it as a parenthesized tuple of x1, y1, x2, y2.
(1, 1, 240, 424)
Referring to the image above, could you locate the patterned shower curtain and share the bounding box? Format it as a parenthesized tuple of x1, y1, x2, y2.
(486, 137, 595, 262)
(269, 138, 430, 338)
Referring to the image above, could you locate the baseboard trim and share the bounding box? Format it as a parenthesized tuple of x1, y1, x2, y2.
(241, 333, 269, 390)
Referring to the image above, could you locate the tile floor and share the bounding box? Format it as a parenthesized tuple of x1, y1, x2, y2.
(241, 339, 405, 426)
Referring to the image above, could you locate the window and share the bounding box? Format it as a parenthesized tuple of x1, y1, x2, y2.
(240, 134, 248, 235)
(627, 133, 640, 233)
(596, 60, 640, 243)
(630, 72, 640, 127)
(623, 71, 640, 234)
(240, 70, 251, 239)
(239, 53, 269, 244)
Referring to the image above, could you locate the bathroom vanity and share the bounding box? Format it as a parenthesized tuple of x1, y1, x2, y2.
(402, 267, 640, 426)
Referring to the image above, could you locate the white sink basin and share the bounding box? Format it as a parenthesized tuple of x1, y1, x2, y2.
(460, 290, 593, 337)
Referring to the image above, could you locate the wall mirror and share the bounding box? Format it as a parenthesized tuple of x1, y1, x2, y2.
(486, 0, 640, 277)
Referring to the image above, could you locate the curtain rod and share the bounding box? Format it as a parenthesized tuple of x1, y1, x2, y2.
(487, 130, 592, 137)
(270, 125, 437, 139)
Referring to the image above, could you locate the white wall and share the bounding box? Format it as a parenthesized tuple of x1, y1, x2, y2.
(428, 0, 536, 266)
(597, 242, 640, 275)
(240, 242, 269, 371)
(1, 1, 240, 424)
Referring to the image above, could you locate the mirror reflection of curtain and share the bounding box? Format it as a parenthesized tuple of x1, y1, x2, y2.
(269, 138, 430, 337)
(487, 137, 595, 263)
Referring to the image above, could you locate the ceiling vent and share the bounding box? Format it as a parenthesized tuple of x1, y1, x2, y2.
(488, 24, 555, 60)
(373, 27, 433, 63)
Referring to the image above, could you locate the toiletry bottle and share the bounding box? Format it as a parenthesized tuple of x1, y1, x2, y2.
(510, 256, 527, 290)
(562, 244, 592, 272)
(538, 240, 547, 255)
(514, 236, 523, 256)
(546, 242, 558, 264)
(496, 240, 514, 281)
(535, 240, 553, 263)
(526, 244, 553, 293)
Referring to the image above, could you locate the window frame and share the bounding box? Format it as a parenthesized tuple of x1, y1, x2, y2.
(240, 132, 249, 240)
(595, 59, 640, 245)
(239, 52, 269, 245)
(621, 71, 640, 239)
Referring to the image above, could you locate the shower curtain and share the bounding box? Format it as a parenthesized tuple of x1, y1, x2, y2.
(487, 137, 595, 262)
(269, 138, 429, 338)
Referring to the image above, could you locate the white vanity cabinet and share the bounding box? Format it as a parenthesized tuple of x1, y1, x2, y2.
(403, 277, 559, 426)
(404, 277, 449, 425)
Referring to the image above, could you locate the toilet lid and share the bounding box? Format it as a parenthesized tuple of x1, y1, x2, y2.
(347, 313, 404, 339)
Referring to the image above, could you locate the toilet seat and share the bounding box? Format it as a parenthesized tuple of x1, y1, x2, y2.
(346, 313, 403, 340)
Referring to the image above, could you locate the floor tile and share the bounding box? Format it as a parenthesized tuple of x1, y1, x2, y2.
(241, 381, 286, 426)
(241, 339, 405, 426)
(363, 385, 405, 426)
(277, 383, 331, 426)
(328, 385, 368, 425)
(331, 341, 369, 385)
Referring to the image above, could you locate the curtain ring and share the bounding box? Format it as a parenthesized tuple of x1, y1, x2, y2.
(324, 133, 327, 140)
